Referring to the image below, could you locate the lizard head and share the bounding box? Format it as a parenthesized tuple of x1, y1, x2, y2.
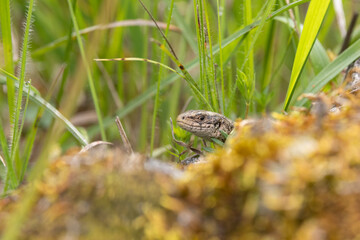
(176, 110, 234, 142)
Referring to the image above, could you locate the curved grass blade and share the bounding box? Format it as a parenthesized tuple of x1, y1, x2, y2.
(0, 70, 88, 146)
(31, 19, 181, 58)
(283, 0, 331, 111)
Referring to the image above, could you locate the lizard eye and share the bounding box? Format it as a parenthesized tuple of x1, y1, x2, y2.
(199, 115, 205, 121)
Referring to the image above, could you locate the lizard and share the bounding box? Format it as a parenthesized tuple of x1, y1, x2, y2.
(176, 110, 234, 143)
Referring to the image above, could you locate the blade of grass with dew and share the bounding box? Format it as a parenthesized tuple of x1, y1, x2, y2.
(11, 0, 34, 171)
(0, 71, 88, 146)
(88, 0, 311, 135)
(297, 38, 360, 106)
(0, 0, 15, 122)
(150, 0, 175, 155)
(283, 0, 331, 111)
(66, 0, 107, 141)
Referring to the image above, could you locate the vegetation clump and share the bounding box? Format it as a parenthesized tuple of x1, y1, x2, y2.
(2, 90, 360, 239)
(144, 90, 360, 239)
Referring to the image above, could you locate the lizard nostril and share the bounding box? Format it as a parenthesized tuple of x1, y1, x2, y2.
(182, 116, 185, 120)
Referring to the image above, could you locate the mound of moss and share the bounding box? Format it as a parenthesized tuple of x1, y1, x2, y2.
(1, 92, 360, 239)
(0, 148, 165, 239)
(144, 92, 360, 239)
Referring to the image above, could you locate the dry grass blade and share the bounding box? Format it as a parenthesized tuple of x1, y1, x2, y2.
(340, 12, 358, 53)
(0, 154, 5, 167)
(79, 141, 114, 153)
(115, 116, 133, 154)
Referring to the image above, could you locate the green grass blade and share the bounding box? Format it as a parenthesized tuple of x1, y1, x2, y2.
(203, 0, 218, 111)
(66, 0, 107, 140)
(10, 81, 32, 188)
(216, 0, 225, 112)
(11, 0, 35, 161)
(0, 70, 89, 146)
(150, 0, 174, 155)
(297, 38, 360, 106)
(0, 0, 15, 122)
(7, 0, 35, 190)
(283, 0, 331, 111)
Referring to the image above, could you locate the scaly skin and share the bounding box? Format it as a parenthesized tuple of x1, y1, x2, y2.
(176, 110, 234, 142)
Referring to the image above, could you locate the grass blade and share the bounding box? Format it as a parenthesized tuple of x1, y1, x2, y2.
(9, 0, 35, 189)
(66, 0, 107, 140)
(0, 0, 15, 122)
(0, 70, 88, 146)
(283, 0, 331, 111)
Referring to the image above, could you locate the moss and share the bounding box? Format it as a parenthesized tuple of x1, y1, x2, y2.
(2, 93, 360, 239)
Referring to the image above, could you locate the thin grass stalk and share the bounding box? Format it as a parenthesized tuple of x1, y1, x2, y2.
(139, 11, 150, 151)
(242, 0, 254, 115)
(217, 0, 225, 112)
(150, 0, 175, 155)
(203, 0, 218, 111)
(66, 0, 107, 140)
(194, 0, 205, 94)
(261, 20, 276, 91)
